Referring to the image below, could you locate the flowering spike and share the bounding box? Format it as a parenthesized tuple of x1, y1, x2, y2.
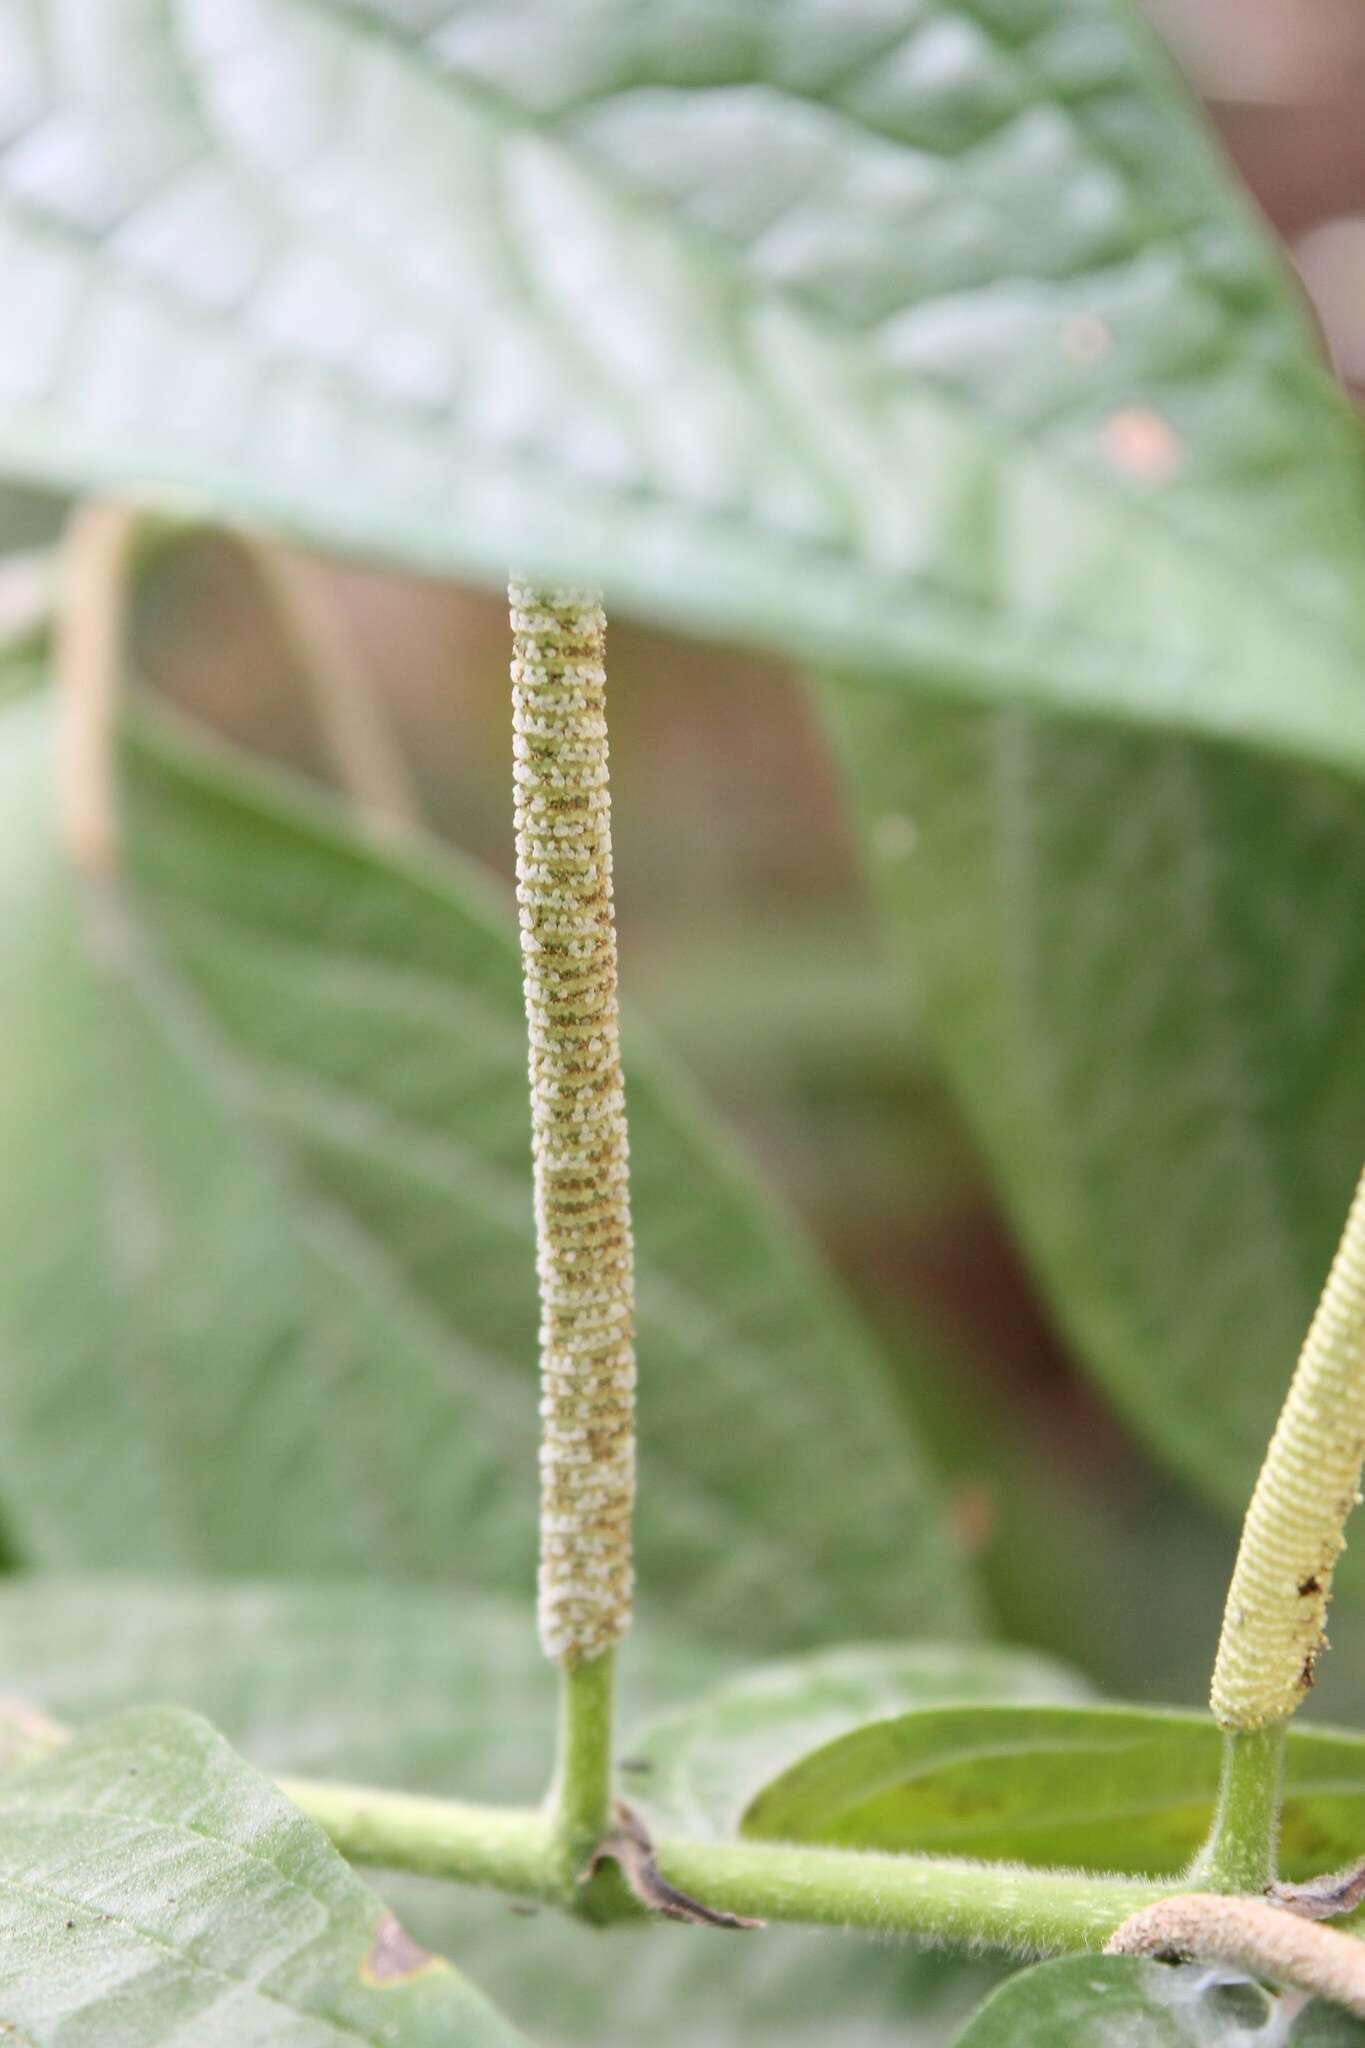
(1212, 1164, 1365, 1728)
(510, 580, 635, 1667)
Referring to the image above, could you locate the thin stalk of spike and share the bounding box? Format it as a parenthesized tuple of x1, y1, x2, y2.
(1197, 1162, 1365, 1889)
(510, 580, 634, 1878)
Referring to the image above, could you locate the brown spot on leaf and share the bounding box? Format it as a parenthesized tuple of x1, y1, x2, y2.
(361, 1911, 449, 1987)
(1101, 407, 1183, 482)
(1299, 1575, 1322, 1597)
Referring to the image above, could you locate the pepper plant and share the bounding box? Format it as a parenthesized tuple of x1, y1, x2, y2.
(5, 1, 1365, 2043)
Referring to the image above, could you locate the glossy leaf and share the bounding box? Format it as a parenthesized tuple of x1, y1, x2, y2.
(0, 1577, 1001, 2048)
(743, 1700, 1365, 1879)
(951, 1956, 1363, 2046)
(0, 1703, 524, 2046)
(624, 1640, 1090, 1839)
(0, 5, 1363, 775)
(0, 690, 971, 1646)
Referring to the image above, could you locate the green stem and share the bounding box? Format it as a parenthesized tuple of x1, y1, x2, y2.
(1189, 1723, 1285, 1894)
(281, 1771, 1165, 1952)
(551, 1649, 616, 1883)
(655, 1840, 1163, 1953)
(279, 1781, 557, 1900)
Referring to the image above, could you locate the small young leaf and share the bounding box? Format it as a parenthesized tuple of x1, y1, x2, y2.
(0, 689, 972, 1648)
(742, 1701, 1365, 1879)
(0, 1704, 524, 2045)
(950, 1956, 1360, 2046)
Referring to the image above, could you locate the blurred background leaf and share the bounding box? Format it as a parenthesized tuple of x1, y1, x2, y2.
(0, 683, 973, 1648)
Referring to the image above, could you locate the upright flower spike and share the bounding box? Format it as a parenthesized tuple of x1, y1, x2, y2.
(511, 581, 635, 1668)
(1212, 1163, 1365, 1729)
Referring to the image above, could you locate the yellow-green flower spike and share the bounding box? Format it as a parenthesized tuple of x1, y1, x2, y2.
(1212, 1164, 1365, 1729)
(510, 581, 635, 1668)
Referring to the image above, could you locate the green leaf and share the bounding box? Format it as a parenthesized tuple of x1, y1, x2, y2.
(1, 3, 1364, 775)
(0, 1703, 524, 2046)
(623, 1640, 1090, 1839)
(741, 1700, 1365, 1879)
(835, 681, 1365, 1535)
(0, 1577, 1002, 2048)
(0, 688, 972, 1647)
(0, 1577, 714, 1799)
(789, 0, 1365, 1518)
(950, 1956, 1361, 2046)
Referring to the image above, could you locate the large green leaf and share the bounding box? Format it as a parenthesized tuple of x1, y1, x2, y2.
(788, 0, 1365, 1512)
(741, 1700, 1365, 1879)
(834, 676, 1365, 1528)
(0, 3, 1363, 774)
(951, 1956, 1363, 2046)
(624, 1640, 1090, 1840)
(0, 1577, 713, 1798)
(0, 1703, 524, 2045)
(0, 688, 971, 1646)
(0, 1578, 1001, 2048)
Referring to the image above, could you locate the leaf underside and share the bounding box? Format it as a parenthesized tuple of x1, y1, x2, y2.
(0, 1, 1361, 772)
(0, 1703, 524, 2046)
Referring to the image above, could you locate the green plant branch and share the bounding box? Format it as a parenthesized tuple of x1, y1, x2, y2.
(277, 1781, 559, 1901)
(279, 1771, 1165, 1950)
(550, 1649, 616, 1881)
(1189, 1723, 1284, 1893)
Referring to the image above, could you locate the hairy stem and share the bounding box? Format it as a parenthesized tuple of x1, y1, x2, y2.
(1191, 1724, 1284, 1894)
(278, 1781, 557, 1901)
(1212, 1163, 1365, 1732)
(550, 1649, 616, 1880)
(281, 1771, 1164, 1949)
(654, 1841, 1160, 1952)
(1107, 1894, 1365, 2016)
